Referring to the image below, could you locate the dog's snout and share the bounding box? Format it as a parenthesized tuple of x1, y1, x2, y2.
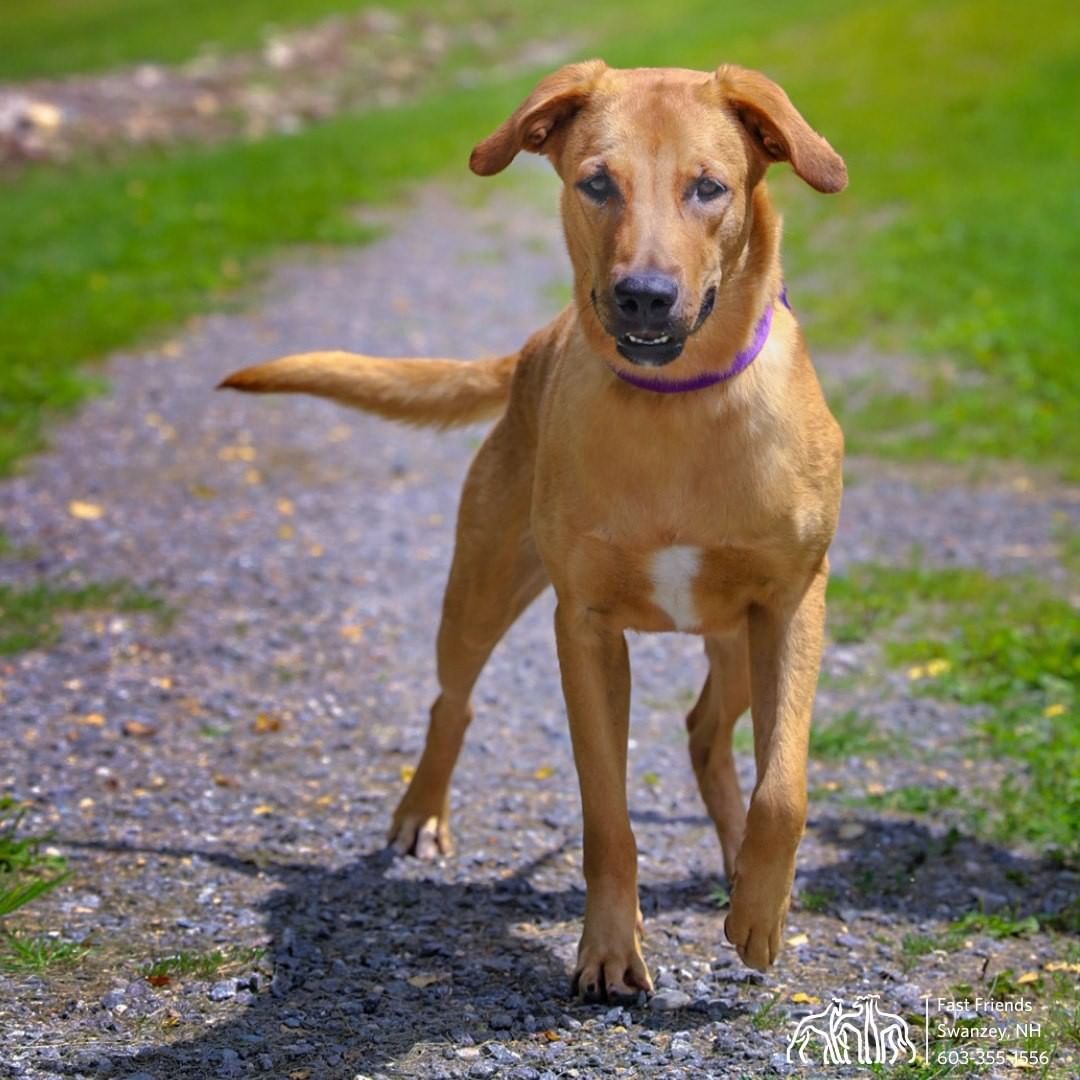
(612, 273, 678, 329)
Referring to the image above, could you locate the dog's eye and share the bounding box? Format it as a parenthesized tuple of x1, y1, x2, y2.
(695, 177, 728, 202)
(578, 172, 615, 203)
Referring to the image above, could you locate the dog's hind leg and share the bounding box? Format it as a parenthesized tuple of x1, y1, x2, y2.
(388, 414, 547, 858)
(686, 625, 751, 882)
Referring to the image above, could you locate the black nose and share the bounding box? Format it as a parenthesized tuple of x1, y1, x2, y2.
(613, 272, 679, 329)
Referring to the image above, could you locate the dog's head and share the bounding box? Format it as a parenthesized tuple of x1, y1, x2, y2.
(471, 62, 845, 368)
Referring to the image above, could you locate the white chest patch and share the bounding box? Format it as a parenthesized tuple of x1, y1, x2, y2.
(649, 545, 702, 631)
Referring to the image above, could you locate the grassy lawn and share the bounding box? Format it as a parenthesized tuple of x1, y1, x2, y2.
(1, 0, 1076, 477)
(826, 564, 1079, 859)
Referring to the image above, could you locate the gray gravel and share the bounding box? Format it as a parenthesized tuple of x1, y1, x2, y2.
(0, 172, 1076, 1079)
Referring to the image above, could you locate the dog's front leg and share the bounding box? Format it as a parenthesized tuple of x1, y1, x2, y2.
(555, 602, 652, 1004)
(725, 564, 827, 971)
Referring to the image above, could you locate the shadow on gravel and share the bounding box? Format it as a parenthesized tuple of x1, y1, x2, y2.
(801, 815, 1076, 922)
(53, 817, 1070, 1077)
(56, 841, 732, 1079)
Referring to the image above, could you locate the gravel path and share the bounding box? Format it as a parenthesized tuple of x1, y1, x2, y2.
(1, 171, 1077, 1080)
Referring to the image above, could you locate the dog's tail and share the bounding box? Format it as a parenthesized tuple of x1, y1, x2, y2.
(217, 350, 518, 429)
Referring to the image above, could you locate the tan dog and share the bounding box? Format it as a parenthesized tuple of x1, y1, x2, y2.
(221, 60, 846, 1003)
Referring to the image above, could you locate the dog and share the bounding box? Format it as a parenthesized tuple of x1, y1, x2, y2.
(220, 60, 846, 1004)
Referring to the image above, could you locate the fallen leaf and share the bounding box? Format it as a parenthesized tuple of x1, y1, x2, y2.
(307, 543, 324, 558)
(277, 524, 294, 540)
(147, 974, 171, 987)
(791, 992, 820, 1004)
(533, 765, 554, 780)
(1044, 960, 1080, 973)
(786, 933, 809, 947)
(407, 972, 449, 988)
(68, 500, 105, 520)
(212, 774, 235, 787)
(244, 468, 262, 485)
(865, 782, 886, 797)
(79, 713, 106, 727)
(925, 658, 951, 677)
(340, 624, 364, 643)
(314, 794, 334, 807)
(1043, 703, 1066, 718)
(276, 497, 294, 516)
(399, 764, 415, 783)
(122, 720, 156, 737)
(541, 1030, 560, 1042)
(1016, 971, 1040, 985)
(161, 1010, 181, 1026)
(253, 804, 275, 816)
(217, 445, 257, 462)
(251, 713, 281, 734)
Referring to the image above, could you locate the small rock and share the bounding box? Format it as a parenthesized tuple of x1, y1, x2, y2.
(456, 1047, 481, 1061)
(649, 989, 692, 1011)
(770, 1051, 795, 1075)
(208, 979, 237, 1001)
(893, 983, 925, 1011)
(489, 1011, 513, 1030)
(836, 933, 862, 948)
(486, 1043, 520, 1064)
(669, 1035, 693, 1060)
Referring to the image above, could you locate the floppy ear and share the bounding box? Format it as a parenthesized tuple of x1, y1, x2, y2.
(715, 64, 847, 193)
(470, 59, 607, 176)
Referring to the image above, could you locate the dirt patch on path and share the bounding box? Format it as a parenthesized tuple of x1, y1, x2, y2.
(0, 174, 1076, 1078)
(0, 7, 572, 172)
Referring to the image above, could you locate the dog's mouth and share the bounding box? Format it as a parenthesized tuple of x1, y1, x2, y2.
(615, 331, 684, 367)
(601, 286, 718, 368)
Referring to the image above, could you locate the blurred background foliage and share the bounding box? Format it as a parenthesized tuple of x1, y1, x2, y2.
(0, 0, 1076, 477)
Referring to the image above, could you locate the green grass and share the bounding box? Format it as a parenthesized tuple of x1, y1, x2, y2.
(0, 933, 90, 973)
(858, 784, 963, 816)
(796, 888, 832, 913)
(0, 580, 170, 653)
(140, 946, 265, 981)
(809, 709, 888, 760)
(827, 564, 1078, 857)
(751, 991, 785, 1031)
(0, 797, 75, 966)
(0, 0, 1076, 476)
(0, 0, 436, 81)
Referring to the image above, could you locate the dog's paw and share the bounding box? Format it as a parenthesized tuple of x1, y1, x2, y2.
(724, 873, 790, 971)
(571, 933, 652, 1005)
(387, 809, 452, 860)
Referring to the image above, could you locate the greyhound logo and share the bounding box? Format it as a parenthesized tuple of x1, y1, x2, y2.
(786, 994, 918, 1066)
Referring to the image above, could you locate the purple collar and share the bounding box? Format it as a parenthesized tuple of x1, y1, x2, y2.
(609, 287, 790, 394)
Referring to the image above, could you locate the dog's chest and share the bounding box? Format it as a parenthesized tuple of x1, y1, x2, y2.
(648, 545, 703, 631)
